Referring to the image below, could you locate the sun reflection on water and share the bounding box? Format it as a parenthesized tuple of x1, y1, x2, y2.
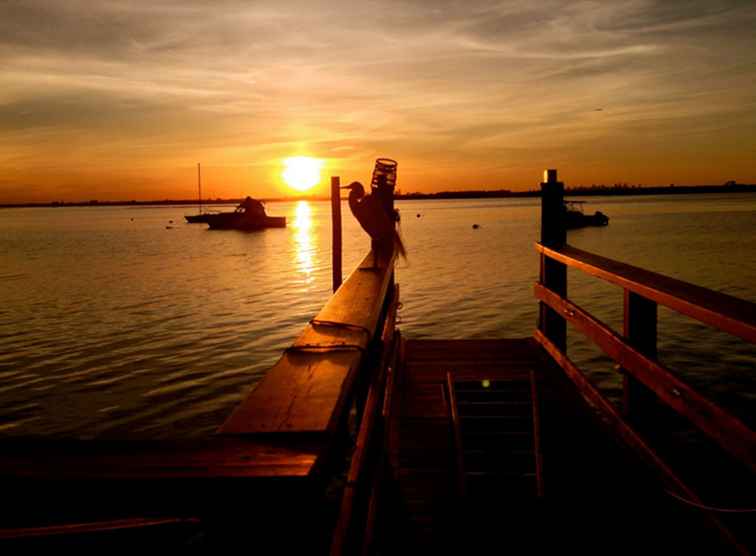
(292, 201, 314, 277)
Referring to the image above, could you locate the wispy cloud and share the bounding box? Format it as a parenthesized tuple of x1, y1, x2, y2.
(1, 0, 755, 200)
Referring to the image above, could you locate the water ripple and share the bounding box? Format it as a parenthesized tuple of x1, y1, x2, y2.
(1, 196, 755, 438)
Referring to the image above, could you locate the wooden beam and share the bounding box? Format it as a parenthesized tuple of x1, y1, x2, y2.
(623, 290, 659, 420)
(536, 243, 756, 343)
(539, 169, 567, 351)
(446, 372, 467, 499)
(0, 437, 319, 480)
(532, 330, 746, 554)
(220, 249, 396, 436)
(0, 517, 200, 540)
(331, 176, 342, 293)
(534, 284, 756, 471)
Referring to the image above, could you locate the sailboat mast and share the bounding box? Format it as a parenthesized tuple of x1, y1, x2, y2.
(197, 163, 202, 214)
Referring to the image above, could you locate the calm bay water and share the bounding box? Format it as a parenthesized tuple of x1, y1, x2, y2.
(1, 194, 754, 439)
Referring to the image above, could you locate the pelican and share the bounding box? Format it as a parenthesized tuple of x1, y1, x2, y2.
(342, 181, 406, 263)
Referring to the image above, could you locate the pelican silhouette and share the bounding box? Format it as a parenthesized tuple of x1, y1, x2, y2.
(342, 181, 406, 264)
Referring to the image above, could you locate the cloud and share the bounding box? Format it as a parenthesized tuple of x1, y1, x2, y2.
(0, 0, 755, 200)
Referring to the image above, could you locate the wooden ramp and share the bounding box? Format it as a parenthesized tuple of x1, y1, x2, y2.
(385, 338, 732, 555)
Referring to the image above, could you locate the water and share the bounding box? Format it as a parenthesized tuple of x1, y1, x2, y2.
(1, 194, 754, 439)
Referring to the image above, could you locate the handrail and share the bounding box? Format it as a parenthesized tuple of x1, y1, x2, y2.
(220, 249, 396, 436)
(535, 283, 756, 471)
(330, 287, 400, 556)
(533, 330, 745, 552)
(536, 243, 756, 343)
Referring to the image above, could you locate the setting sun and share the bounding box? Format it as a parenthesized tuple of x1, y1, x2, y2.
(282, 157, 323, 192)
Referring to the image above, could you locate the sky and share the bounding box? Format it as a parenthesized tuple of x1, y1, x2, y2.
(1, 0, 755, 202)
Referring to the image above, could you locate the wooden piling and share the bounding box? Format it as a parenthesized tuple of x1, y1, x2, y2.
(539, 169, 567, 352)
(622, 291, 658, 420)
(331, 176, 343, 292)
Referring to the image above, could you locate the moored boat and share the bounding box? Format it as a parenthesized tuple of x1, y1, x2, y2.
(205, 197, 286, 230)
(564, 200, 609, 229)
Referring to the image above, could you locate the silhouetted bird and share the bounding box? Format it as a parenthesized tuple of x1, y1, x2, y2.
(342, 181, 406, 261)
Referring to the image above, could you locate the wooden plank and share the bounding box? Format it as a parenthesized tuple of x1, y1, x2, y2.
(220, 349, 363, 435)
(0, 438, 319, 479)
(529, 370, 544, 497)
(534, 283, 756, 471)
(0, 517, 200, 540)
(220, 250, 396, 435)
(405, 338, 539, 360)
(533, 330, 746, 554)
(446, 373, 466, 498)
(536, 243, 756, 343)
(314, 250, 397, 333)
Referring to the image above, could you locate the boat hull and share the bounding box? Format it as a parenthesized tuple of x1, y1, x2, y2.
(565, 210, 609, 230)
(205, 213, 286, 230)
(184, 214, 213, 224)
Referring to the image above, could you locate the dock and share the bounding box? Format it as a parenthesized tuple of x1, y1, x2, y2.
(0, 169, 754, 554)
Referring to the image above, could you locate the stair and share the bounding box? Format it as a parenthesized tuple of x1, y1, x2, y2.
(448, 373, 543, 502)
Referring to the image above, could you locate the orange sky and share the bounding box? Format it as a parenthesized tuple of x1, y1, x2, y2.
(1, 1, 755, 202)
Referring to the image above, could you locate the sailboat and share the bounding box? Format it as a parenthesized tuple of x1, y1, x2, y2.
(184, 163, 213, 223)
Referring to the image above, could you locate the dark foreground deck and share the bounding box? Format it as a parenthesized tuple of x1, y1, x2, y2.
(384, 338, 739, 554)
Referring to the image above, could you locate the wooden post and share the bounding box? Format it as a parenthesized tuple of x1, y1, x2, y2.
(539, 169, 567, 352)
(331, 176, 343, 292)
(622, 290, 658, 420)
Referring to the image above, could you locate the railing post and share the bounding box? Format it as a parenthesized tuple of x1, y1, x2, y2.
(331, 176, 343, 292)
(539, 169, 567, 352)
(622, 291, 658, 420)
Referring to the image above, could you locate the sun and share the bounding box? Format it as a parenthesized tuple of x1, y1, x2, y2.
(282, 156, 323, 192)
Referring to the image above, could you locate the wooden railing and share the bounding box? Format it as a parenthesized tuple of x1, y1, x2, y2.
(533, 169, 755, 550)
(0, 248, 399, 547)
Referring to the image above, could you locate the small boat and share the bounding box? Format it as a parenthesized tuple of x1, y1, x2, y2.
(564, 200, 609, 229)
(205, 197, 286, 230)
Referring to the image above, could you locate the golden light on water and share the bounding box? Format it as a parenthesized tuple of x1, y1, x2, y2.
(282, 157, 323, 192)
(293, 201, 314, 276)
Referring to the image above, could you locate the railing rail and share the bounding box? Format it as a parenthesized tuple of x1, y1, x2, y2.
(220, 248, 397, 437)
(536, 243, 756, 343)
(534, 168, 754, 553)
(534, 281, 756, 470)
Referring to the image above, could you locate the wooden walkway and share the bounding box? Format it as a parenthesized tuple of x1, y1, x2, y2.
(385, 338, 731, 554)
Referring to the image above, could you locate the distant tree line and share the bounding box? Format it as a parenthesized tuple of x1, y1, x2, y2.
(2, 181, 754, 208)
(395, 181, 756, 200)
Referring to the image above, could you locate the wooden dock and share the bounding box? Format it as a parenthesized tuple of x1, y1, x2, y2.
(383, 338, 747, 554)
(0, 169, 754, 554)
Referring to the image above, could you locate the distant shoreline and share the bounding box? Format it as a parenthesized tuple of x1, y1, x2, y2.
(1, 183, 754, 208)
